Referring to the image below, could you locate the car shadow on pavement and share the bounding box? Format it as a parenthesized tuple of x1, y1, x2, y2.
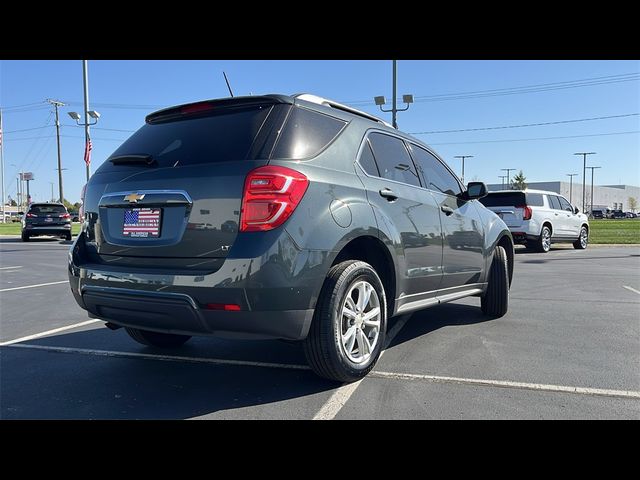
(0, 237, 72, 244)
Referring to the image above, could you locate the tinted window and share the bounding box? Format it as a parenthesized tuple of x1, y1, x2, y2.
(368, 133, 421, 187)
(272, 107, 346, 159)
(526, 193, 544, 206)
(101, 105, 273, 170)
(29, 204, 67, 214)
(479, 192, 526, 207)
(358, 140, 380, 176)
(558, 196, 573, 211)
(410, 145, 462, 196)
(548, 195, 561, 210)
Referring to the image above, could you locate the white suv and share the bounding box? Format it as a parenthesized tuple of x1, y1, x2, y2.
(479, 189, 589, 252)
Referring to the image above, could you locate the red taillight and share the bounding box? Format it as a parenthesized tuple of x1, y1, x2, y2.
(517, 205, 533, 220)
(206, 303, 241, 311)
(181, 102, 215, 115)
(26, 213, 37, 218)
(59, 213, 71, 219)
(240, 166, 309, 232)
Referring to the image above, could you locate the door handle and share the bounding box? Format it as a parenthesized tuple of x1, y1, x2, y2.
(554, 213, 559, 216)
(441, 205, 454, 216)
(379, 188, 398, 201)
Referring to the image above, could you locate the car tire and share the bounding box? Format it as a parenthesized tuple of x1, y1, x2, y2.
(125, 327, 191, 348)
(481, 245, 509, 318)
(303, 260, 387, 383)
(65, 232, 72, 241)
(535, 225, 552, 253)
(21, 232, 30, 242)
(573, 226, 588, 249)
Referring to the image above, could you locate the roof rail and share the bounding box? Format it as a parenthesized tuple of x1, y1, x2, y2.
(293, 93, 393, 128)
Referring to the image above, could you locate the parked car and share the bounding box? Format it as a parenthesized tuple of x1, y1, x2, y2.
(69, 211, 80, 222)
(591, 209, 604, 219)
(611, 210, 626, 219)
(68, 93, 514, 382)
(625, 212, 637, 218)
(21, 203, 72, 241)
(11, 212, 23, 222)
(479, 189, 589, 252)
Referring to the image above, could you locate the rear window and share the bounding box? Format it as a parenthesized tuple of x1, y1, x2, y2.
(479, 192, 526, 207)
(271, 107, 346, 159)
(101, 104, 273, 169)
(29, 204, 67, 214)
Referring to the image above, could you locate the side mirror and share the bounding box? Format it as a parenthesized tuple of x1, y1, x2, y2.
(574, 207, 579, 214)
(464, 182, 488, 200)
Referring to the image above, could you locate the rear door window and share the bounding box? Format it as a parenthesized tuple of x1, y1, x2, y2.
(368, 133, 421, 187)
(101, 104, 274, 170)
(358, 140, 380, 176)
(548, 195, 562, 210)
(409, 145, 462, 196)
(271, 107, 346, 159)
(479, 192, 526, 207)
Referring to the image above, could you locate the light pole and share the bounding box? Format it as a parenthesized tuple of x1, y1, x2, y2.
(586, 166, 601, 216)
(373, 60, 413, 129)
(68, 60, 100, 182)
(454, 155, 474, 185)
(566, 173, 578, 205)
(574, 152, 596, 214)
(499, 175, 508, 189)
(501, 168, 516, 189)
(49, 182, 55, 202)
(47, 99, 65, 203)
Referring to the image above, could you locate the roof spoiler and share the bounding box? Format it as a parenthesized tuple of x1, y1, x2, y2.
(293, 93, 393, 128)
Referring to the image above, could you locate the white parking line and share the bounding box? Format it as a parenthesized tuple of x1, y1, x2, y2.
(0, 320, 101, 346)
(0, 280, 68, 293)
(312, 313, 413, 421)
(5, 343, 311, 370)
(622, 285, 640, 295)
(370, 371, 640, 400)
(0, 266, 22, 270)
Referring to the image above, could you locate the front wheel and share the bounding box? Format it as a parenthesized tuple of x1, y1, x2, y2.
(481, 245, 509, 317)
(573, 226, 588, 249)
(303, 260, 387, 383)
(125, 327, 191, 348)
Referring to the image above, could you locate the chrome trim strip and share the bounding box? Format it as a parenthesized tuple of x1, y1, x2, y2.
(99, 189, 193, 204)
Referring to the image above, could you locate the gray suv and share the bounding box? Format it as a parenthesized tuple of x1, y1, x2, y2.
(68, 94, 514, 382)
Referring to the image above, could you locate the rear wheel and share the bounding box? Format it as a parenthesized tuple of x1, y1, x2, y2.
(65, 232, 72, 241)
(481, 245, 509, 317)
(303, 260, 387, 383)
(535, 225, 552, 253)
(125, 327, 191, 348)
(21, 232, 30, 242)
(573, 226, 588, 249)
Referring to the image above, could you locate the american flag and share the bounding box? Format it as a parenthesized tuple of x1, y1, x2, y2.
(84, 136, 92, 166)
(123, 208, 161, 237)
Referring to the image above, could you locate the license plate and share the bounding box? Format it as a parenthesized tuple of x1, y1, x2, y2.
(123, 208, 162, 238)
(45, 217, 53, 222)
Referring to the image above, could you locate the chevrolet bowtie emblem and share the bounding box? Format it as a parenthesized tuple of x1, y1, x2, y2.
(124, 193, 145, 203)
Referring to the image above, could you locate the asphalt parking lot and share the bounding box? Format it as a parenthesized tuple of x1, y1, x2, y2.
(1, 237, 639, 419)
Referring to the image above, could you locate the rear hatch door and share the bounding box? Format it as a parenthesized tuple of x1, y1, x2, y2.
(478, 191, 526, 228)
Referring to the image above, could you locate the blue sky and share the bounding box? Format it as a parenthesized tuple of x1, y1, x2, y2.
(1, 60, 639, 203)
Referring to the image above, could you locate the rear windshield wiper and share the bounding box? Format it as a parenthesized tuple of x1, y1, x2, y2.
(109, 154, 156, 166)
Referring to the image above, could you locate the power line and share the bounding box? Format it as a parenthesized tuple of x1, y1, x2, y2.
(1, 101, 47, 111)
(429, 130, 640, 145)
(410, 113, 640, 135)
(344, 72, 640, 106)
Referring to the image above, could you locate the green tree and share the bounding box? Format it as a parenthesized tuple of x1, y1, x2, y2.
(9, 198, 17, 207)
(73, 202, 82, 211)
(628, 197, 637, 213)
(62, 198, 75, 211)
(511, 170, 527, 190)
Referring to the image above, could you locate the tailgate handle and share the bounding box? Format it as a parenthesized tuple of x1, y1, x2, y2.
(100, 190, 193, 208)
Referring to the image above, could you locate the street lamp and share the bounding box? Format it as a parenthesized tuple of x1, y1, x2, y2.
(454, 155, 474, 185)
(566, 173, 578, 205)
(373, 60, 413, 129)
(499, 175, 508, 189)
(501, 168, 516, 189)
(586, 166, 601, 216)
(574, 152, 596, 214)
(68, 110, 100, 125)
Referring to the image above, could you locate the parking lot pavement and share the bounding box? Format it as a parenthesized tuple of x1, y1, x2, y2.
(1, 238, 639, 419)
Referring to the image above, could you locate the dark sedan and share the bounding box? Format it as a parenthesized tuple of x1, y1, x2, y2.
(21, 203, 72, 241)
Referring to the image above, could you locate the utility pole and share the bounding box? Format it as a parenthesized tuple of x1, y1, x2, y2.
(566, 173, 578, 205)
(48, 99, 65, 203)
(0, 108, 5, 223)
(501, 168, 516, 189)
(454, 155, 474, 185)
(574, 152, 596, 214)
(586, 166, 601, 216)
(499, 175, 508, 188)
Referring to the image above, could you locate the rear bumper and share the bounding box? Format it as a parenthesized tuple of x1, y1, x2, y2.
(24, 225, 71, 236)
(67, 233, 323, 340)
